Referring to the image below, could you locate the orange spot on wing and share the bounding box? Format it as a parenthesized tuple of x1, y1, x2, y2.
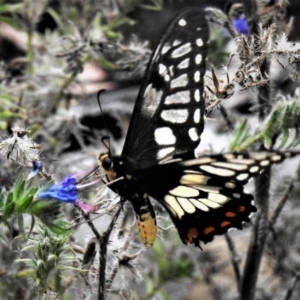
(221, 221, 231, 227)
(184, 227, 199, 244)
(226, 211, 236, 217)
(204, 226, 215, 235)
(238, 206, 246, 212)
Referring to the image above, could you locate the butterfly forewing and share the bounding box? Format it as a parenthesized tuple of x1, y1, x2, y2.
(122, 9, 209, 164)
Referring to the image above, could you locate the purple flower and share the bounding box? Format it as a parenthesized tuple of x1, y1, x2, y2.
(232, 17, 249, 35)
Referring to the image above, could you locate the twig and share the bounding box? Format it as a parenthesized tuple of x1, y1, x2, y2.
(105, 219, 136, 291)
(98, 207, 121, 300)
(269, 178, 295, 226)
(225, 233, 241, 292)
(81, 207, 122, 300)
(219, 106, 235, 131)
(283, 273, 300, 300)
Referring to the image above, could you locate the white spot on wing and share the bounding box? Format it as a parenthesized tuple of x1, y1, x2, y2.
(212, 162, 248, 171)
(154, 127, 176, 145)
(236, 173, 249, 181)
(196, 38, 203, 47)
(164, 74, 170, 82)
(171, 43, 191, 58)
(142, 84, 163, 118)
(171, 74, 188, 89)
(165, 91, 190, 105)
(177, 197, 196, 213)
(161, 109, 189, 123)
(250, 166, 259, 173)
(177, 58, 189, 69)
(208, 193, 228, 203)
(225, 182, 236, 189)
(260, 160, 270, 166)
(200, 165, 236, 176)
(178, 19, 187, 26)
(169, 65, 174, 76)
(194, 89, 200, 102)
(188, 127, 199, 141)
(157, 147, 175, 160)
(190, 199, 209, 211)
(194, 71, 200, 82)
(181, 157, 214, 166)
(271, 155, 282, 162)
(158, 64, 167, 75)
(195, 54, 202, 64)
(169, 186, 199, 197)
(165, 195, 184, 218)
(200, 198, 221, 208)
(162, 44, 171, 54)
(173, 39, 181, 46)
(194, 109, 200, 123)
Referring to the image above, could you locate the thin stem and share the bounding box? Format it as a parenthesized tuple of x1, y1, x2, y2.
(240, 167, 271, 300)
(98, 207, 121, 300)
(225, 233, 241, 292)
(269, 178, 295, 226)
(283, 273, 300, 300)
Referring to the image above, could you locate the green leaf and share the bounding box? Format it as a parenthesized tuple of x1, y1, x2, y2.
(0, 2, 24, 13)
(3, 192, 15, 218)
(15, 189, 36, 212)
(26, 216, 35, 242)
(47, 8, 65, 31)
(279, 128, 289, 148)
(13, 178, 25, 199)
(17, 214, 24, 233)
(230, 120, 250, 151)
(92, 57, 115, 70)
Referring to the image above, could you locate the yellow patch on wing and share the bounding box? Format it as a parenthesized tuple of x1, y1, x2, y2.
(169, 185, 199, 197)
(180, 174, 211, 185)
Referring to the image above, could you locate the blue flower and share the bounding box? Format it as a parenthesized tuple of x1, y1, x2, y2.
(38, 175, 78, 203)
(27, 161, 44, 181)
(232, 17, 249, 35)
(37, 174, 98, 212)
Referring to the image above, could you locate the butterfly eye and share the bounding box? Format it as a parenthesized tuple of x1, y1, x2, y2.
(99, 154, 113, 171)
(102, 157, 112, 170)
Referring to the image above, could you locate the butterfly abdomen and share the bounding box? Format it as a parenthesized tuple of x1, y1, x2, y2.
(130, 194, 157, 248)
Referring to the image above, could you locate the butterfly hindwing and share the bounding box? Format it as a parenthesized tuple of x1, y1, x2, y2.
(135, 151, 294, 246)
(122, 9, 209, 164)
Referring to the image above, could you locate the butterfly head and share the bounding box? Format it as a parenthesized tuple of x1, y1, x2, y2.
(98, 152, 117, 182)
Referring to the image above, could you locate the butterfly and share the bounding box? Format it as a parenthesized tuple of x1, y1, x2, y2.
(98, 8, 294, 248)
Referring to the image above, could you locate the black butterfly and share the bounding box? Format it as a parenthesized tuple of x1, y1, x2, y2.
(98, 8, 293, 248)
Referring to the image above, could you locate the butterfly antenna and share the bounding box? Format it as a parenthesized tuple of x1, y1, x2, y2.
(97, 89, 111, 154)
